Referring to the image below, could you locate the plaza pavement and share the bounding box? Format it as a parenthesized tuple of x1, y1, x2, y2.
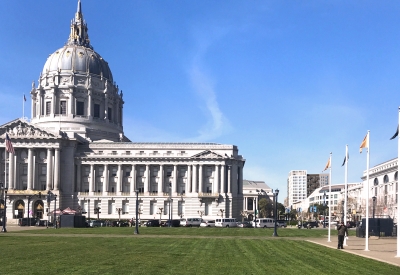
(309, 236, 400, 267)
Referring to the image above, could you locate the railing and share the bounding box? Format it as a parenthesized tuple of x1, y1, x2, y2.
(93, 192, 103, 196)
(78, 192, 89, 196)
(107, 192, 117, 196)
(121, 192, 130, 196)
(149, 192, 158, 196)
(198, 192, 219, 198)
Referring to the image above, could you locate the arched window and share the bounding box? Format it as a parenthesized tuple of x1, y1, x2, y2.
(373, 178, 379, 186)
(384, 175, 389, 183)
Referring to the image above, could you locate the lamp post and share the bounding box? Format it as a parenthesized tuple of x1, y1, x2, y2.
(1, 184, 7, 233)
(134, 190, 139, 234)
(157, 207, 163, 226)
(372, 196, 377, 219)
(168, 182, 172, 227)
(323, 191, 326, 229)
(54, 195, 57, 229)
(116, 208, 122, 223)
(273, 188, 279, 237)
(198, 210, 204, 222)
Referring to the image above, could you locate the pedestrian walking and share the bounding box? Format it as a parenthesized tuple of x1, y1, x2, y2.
(337, 221, 348, 249)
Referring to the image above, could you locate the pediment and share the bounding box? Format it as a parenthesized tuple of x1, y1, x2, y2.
(0, 119, 58, 139)
(191, 150, 224, 159)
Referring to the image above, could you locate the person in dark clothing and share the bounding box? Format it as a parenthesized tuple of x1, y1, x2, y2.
(337, 221, 348, 249)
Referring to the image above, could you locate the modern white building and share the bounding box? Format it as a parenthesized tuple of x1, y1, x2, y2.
(0, 1, 246, 224)
(287, 170, 307, 207)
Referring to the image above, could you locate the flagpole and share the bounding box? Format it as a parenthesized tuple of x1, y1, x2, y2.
(328, 152, 332, 242)
(23, 95, 25, 120)
(397, 108, 400, 257)
(365, 131, 370, 251)
(344, 145, 348, 246)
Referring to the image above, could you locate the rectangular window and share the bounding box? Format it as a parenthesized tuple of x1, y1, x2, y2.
(76, 101, 84, 116)
(94, 104, 100, 118)
(125, 171, 130, 177)
(108, 107, 112, 120)
(60, 101, 67, 115)
(112, 168, 117, 177)
(46, 102, 51, 115)
(23, 165, 28, 175)
(41, 166, 46, 175)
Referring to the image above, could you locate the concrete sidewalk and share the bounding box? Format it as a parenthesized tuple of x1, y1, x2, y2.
(309, 236, 400, 267)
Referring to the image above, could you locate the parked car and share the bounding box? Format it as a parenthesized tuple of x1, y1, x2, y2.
(303, 221, 319, 229)
(111, 220, 129, 227)
(180, 218, 202, 227)
(162, 220, 181, 227)
(146, 220, 160, 227)
(89, 220, 105, 227)
(276, 220, 287, 228)
(237, 221, 252, 228)
(200, 220, 215, 227)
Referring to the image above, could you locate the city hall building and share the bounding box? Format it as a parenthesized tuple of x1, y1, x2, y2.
(0, 1, 246, 224)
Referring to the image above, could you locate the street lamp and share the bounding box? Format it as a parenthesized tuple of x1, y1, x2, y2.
(323, 191, 327, 229)
(134, 190, 139, 234)
(168, 182, 172, 227)
(372, 196, 377, 219)
(54, 194, 57, 229)
(273, 188, 279, 237)
(116, 208, 122, 223)
(1, 184, 7, 233)
(198, 210, 204, 222)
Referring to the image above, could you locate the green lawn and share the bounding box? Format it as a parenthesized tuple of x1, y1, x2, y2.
(1, 228, 396, 275)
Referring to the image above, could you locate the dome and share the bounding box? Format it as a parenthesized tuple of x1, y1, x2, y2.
(42, 46, 113, 82)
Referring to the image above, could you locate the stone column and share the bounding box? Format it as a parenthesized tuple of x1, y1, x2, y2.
(172, 165, 177, 194)
(53, 148, 60, 190)
(214, 165, 219, 194)
(221, 165, 226, 193)
(239, 164, 243, 195)
(104, 92, 108, 120)
(143, 165, 149, 193)
(117, 164, 122, 193)
(88, 89, 92, 118)
(9, 151, 14, 189)
(68, 89, 74, 117)
(76, 163, 81, 192)
(187, 165, 192, 193)
(192, 164, 197, 193)
(227, 166, 231, 194)
(27, 148, 33, 190)
(132, 164, 136, 193)
(158, 165, 163, 194)
(130, 164, 135, 194)
(89, 164, 94, 193)
(199, 164, 203, 193)
(103, 164, 108, 193)
(46, 149, 53, 190)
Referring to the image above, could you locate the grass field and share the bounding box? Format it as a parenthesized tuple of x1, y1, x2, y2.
(1, 227, 398, 275)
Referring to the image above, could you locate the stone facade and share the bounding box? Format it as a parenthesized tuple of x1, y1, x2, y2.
(0, 1, 246, 224)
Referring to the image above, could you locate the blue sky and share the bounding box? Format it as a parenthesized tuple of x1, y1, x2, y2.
(1, 1, 400, 202)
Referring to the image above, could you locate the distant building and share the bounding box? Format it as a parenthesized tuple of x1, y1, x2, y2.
(307, 173, 329, 197)
(242, 180, 273, 220)
(287, 170, 307, 207)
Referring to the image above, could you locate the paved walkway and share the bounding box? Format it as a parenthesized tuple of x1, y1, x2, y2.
(309, 236, 400, 267)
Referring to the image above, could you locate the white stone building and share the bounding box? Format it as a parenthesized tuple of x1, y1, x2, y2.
(242, 180, 273, 220)
(0, 1, 246, 224)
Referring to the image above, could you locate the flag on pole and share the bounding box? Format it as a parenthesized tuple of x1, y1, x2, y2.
(359, 133, 369, 153)
(5, 133, 15, 154)
(23, 94, 26, 102)
(390, 125, 398, 140)
(323, 157, 331, 171)
(341, 149, 349, 166)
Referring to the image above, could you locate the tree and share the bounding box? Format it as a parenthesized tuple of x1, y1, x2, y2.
(258, 198, 273, 218)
